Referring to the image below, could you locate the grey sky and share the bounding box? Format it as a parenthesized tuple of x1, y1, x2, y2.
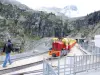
(16, 0, 100, 17)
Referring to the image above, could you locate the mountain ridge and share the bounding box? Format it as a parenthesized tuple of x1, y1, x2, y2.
(37, 5, 78, 17)
(0, 0, 100, 51)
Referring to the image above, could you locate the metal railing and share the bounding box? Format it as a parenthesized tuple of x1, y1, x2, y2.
(43, 54, 100, 75)
(80, 42, 100, 54)
(43, 58, 58, 75)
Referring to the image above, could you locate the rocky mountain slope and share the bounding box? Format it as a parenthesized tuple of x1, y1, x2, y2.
(68, 10, 100, 39)
(0, 0, 100, 52)
(0, 1, 37, 51)
(0, 0, 69, 51)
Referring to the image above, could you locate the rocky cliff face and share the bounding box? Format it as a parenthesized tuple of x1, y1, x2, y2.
(0, 1, 70, 51)
(1, 0, 100, 51)
(0, 1, 35, 51)
(68, 10, 100, 39)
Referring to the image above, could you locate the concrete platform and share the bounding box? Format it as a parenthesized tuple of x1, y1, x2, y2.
(2, 44, 85, 75)
(77, 68, 100, 75)
(0, 53, 49, 71)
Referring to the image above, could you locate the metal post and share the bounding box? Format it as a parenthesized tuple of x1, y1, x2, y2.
(44, 59, 49, 75)
(70, 57, 72, 74)
(79, 56, 81, 72)
(96, 53, 97, 70)
(80, 56, 81, 72)
(93, 54, 95, 69)
(99, 53, 100, 67)
(73, 55, 76, 75)
(86, 55, 88, 71)
(64, 56, 66, 75)
(58, 56, 60, 75)
(43, 58, 45, 75)
(91, 54, 92, 69)
(76, 55, 77, 72)
(82, 55, 83, 71)
(89, 55, 91, 70)
(85, 55, 86, 71)
(81, 55, 83, 71)
(97, 53, 99, 68)
(92, 46, 93, 54)
(82, 55, 84, 71)
(51, 57, 52, 66)
(84, 55, 86, 71)
(91, 46, 92, 53)
(47, 64, 49, 75)
(92, 54, 93, 69)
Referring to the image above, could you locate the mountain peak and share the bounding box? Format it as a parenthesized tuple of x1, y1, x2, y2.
(0, 0, 34, 11)
(64, 5, 78, 11)
(37, 5, 78, 18)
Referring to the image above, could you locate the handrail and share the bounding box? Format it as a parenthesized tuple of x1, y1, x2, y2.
(43, 59, 58, 75)
(43, 53, 100, 75)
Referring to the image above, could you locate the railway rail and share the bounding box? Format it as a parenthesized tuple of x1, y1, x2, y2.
(1, 44, 87, 75)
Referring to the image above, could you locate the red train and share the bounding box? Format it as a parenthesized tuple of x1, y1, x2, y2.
(49, 38, 76, 57)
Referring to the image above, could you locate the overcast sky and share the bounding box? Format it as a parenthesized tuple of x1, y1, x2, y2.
(16, 0, 100, 17)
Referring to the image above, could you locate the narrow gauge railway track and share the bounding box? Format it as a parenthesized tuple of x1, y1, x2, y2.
(0, 60, 43, 74)
(1, 44, 86, 75)
(0, 53, 58, 74)
(0, 51, 48, 74)
(12, 69, 43, 75)
(0, 51, 48, 63)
